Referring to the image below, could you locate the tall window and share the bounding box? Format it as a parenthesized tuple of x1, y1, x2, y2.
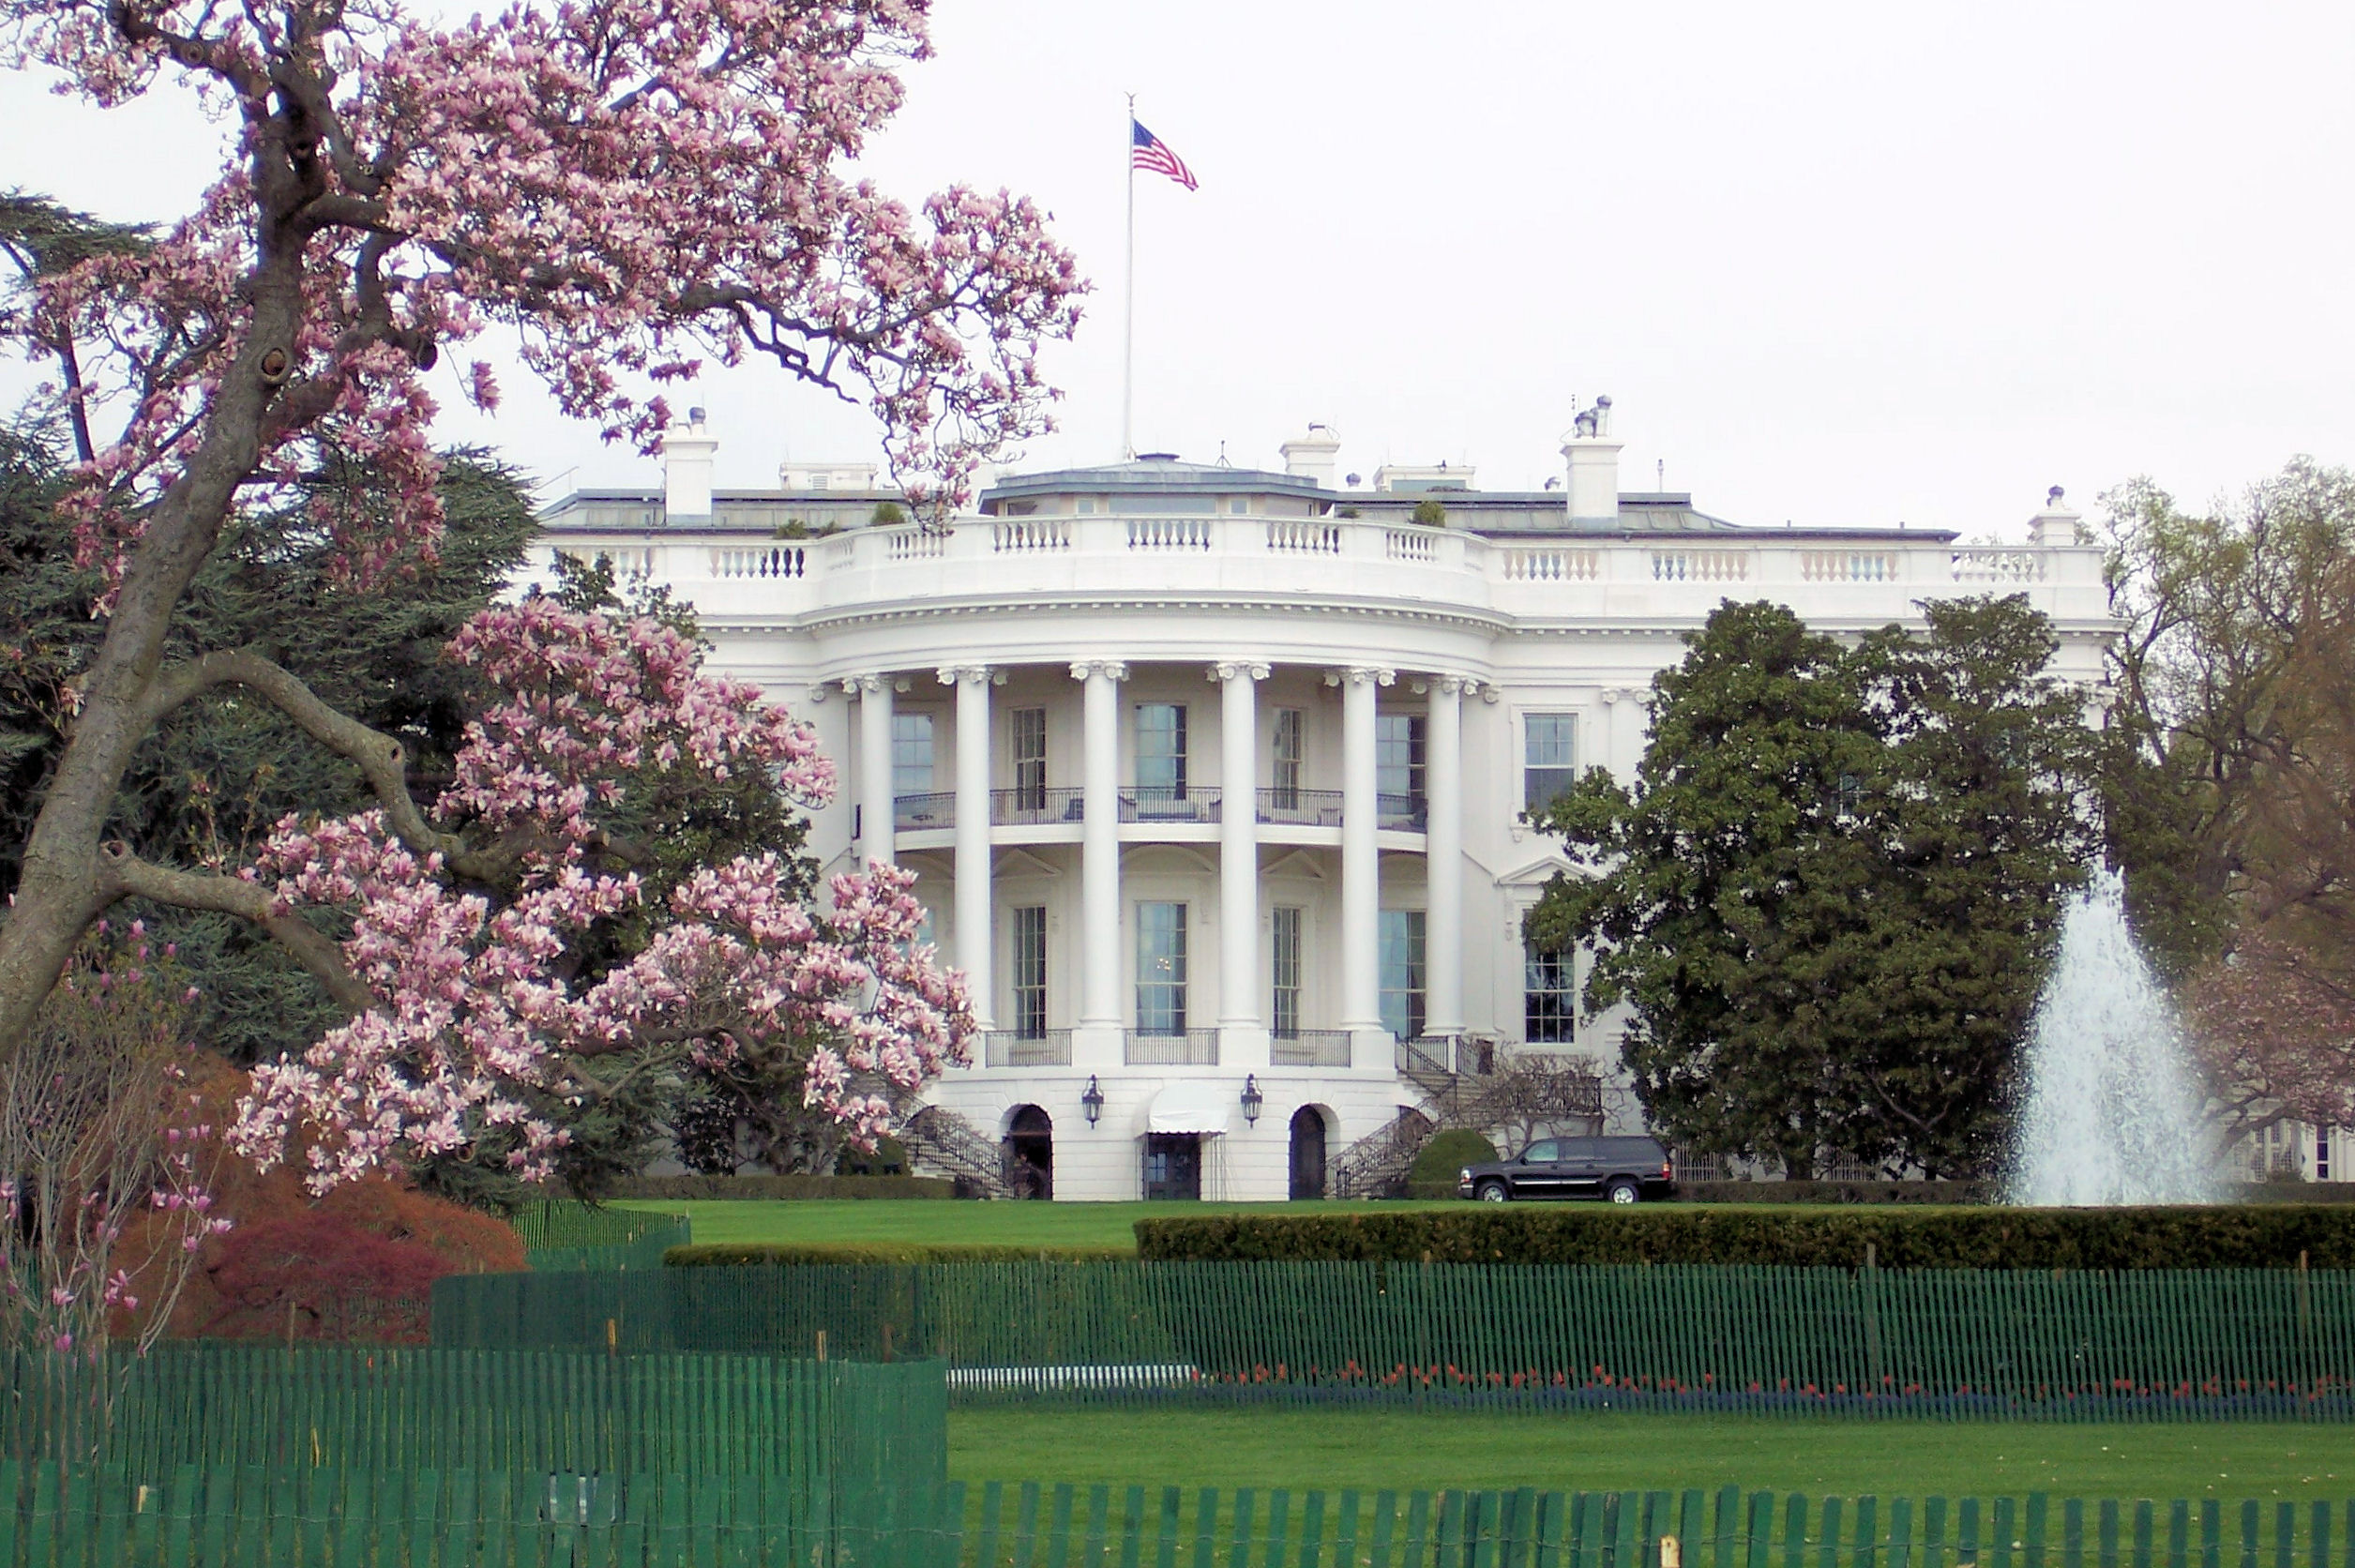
(1377, 713, 1427, 824)
(1010, 906, 1049, 1038)
(1524, 943, 1577, 1044)
(1011, 707, 1048, 811)
(1523, 713, 1577, 814)
(1271, 709, 1304, 810)
(1271, 906, 1304, 1039)
(1136, 703, 1188, 800)
(1136, 903, 1189, 1034)
(1379, 909, 1427, 1042)
(893, 712, 935, 797)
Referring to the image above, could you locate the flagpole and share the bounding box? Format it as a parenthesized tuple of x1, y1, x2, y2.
(1121, 91, 1136, 460)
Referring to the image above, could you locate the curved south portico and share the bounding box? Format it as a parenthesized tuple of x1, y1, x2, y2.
(536, 413, 2115, 1199)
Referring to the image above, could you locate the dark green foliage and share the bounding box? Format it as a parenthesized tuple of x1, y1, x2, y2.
(1406, 1130, 1498, 1199)
(1680, 1180, 1990, 1203)
(1131, 1205, 2355, 1268)
(0, 437, 536, 1070)
(611, 1174, 955, 1199)
(1526, 597, 2096, 1179)
(666, 1243, 1129, 1265)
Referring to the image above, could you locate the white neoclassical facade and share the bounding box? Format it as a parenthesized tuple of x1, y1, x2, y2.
(536, 407, 2114, 1200)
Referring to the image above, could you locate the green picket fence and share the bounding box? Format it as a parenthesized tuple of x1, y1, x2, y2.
(928, 1482, 2355, 1568)
(0, 1470, 2342, 1568)
(431, 1262, 2355, 1420)
(0, 1459, 955, 1568)
(509, 1203, 691, 1272)
(0, 1344, 946, 1479)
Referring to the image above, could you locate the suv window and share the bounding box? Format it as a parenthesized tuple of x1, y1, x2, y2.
(1518, 1140, 1561, 1163)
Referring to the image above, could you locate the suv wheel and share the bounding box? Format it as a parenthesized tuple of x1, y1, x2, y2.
(1475, 1179, 1510, 1203)
(1605, 1178, 1641, 1205)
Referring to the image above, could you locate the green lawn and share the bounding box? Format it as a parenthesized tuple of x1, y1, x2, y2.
(614, 1199, 1459, 1250)
(950, 1408, 2355, 1500)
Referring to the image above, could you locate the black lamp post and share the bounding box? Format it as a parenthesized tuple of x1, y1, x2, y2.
(1081, 1075, 1104, 1127)
(1240, 1074, 1263, 1126)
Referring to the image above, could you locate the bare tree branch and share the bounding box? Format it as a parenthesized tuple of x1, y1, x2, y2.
(95, 839, 374, 1014)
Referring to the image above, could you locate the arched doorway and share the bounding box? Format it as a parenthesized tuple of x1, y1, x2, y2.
(1004, 1105, 1053, 1199)
(1289, 1106, 1329, 1199)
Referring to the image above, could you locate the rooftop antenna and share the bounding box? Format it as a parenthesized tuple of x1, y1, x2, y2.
(1656, 459, 1665, 490)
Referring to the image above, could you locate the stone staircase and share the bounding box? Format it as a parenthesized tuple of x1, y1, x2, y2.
(896, 1103, 1015, 1198)
(1333, 1040, 1604, 1197)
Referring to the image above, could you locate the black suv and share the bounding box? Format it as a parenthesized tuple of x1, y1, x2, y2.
(1457, 1136, 1676, 1203)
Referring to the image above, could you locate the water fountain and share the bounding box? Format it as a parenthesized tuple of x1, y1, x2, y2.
(2007, 867, 2222, 1205)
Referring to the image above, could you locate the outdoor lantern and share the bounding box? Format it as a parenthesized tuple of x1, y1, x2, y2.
(1081, 1075, 1104, 1126)
(1240, 1075, 1263, 1125)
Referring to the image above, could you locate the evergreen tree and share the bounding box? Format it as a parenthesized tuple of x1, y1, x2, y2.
(1527, 596, 2096, 1177)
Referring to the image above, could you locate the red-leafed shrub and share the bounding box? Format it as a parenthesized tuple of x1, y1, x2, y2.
(110, 1051, 525, 1343)
(200, 1212, 451, 1343)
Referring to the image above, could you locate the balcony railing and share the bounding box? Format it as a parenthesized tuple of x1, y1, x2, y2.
(1125, 1029, 1219, 1065)
(1257, 787, 1344, 827)
(894, 791, 955, 830)
(990, 786, 1086, 825)
(902, 786, 1424, 832)
(1119, 786, 1220, 824)
(1270, 1030, 1351, 1067)
(985, 1030, 1073, 1067)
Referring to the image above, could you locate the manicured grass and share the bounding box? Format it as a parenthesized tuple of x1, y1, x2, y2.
(613, 1199, 1459, 1251)
(949, 1407, 2355, 1500)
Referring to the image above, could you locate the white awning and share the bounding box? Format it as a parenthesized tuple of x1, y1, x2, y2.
(1144, 1079, 1232, 1136)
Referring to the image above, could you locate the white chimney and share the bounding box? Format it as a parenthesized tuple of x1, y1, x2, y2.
(2028, 486, 2081, 548)
(661, 406, 717, 521)
(1278, 423, 1342, 490)
(1561, 395, 1621, 524)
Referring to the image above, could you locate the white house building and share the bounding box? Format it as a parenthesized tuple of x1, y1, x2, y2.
(535, 403, 2114, 1200)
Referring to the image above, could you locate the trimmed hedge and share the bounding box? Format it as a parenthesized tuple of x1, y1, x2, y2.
(606, 1174, 955, 1200)
(1131, 1205, 2355, 1269)
(665, 1243, 1130, 1266)
(1681, 1180, 1990, 1204)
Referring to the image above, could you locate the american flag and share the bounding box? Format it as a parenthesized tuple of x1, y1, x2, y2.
(1131, 119, 1198, 191)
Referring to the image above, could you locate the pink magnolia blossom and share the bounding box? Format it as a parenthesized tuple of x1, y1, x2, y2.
(233, 603, 973, 1191)
(1, 0, 1083, 593)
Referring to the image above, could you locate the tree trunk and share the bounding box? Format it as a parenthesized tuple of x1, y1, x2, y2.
(0, 262, 303, 1055)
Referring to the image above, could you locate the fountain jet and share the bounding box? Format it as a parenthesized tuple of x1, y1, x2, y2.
(2008, 868, 2221, 1205)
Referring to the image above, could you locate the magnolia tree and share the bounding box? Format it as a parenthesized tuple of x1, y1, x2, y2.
(234, 597, 972, 1190)
(0, 0, 1073, 1164)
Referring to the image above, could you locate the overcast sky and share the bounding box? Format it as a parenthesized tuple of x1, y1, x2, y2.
(5, 0, 2350, 535)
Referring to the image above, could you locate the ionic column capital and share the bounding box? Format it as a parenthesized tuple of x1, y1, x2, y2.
(844, 672, 886, 695)
(1208, 660, 1272, 683)
(1322, 666, 1396, 688)
(1069, 659, 1130, 683)
(1434, 673, 1473, 697)
(936, 663, 1002, 687)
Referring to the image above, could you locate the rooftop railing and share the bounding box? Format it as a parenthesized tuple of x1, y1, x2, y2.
(545, 515, 2106, 626)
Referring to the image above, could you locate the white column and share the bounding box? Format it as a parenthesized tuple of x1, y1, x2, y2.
(1425, 675, 1466, 1038)
(853, 672, 895, 867)
(1216, 662, 1270, 1053)
(1338, 665, 1392, 1036)
(944, 665, 995, 1031)
(1075, 661, 1128, 1035)
(1603, 686, 1644, 782)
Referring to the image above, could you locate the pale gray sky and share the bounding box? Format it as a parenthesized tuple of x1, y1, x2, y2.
(5, 0, 2350, 535)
